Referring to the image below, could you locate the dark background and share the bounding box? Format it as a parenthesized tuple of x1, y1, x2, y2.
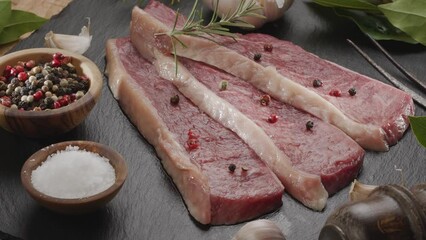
(0, 0, 425, 239)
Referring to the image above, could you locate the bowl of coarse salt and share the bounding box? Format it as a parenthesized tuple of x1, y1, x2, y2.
(21, 140, 127, 214)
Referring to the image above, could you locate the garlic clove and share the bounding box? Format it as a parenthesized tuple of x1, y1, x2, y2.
(348, 180, 378, 202)
(44, 18, 92, 54)
(232, 219, 286, 240)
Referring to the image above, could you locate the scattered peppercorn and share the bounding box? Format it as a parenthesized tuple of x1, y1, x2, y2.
(219, 80, 228, 91)
(260, 94, 271, 106)
(186, 129, 200, 151)
(264, 44, 273, 52)
(313, 79, 323, 88)
(348, 87, 357, 96)
(242, 166, 249, 171)
(0, 52, 90, 111)
(228, 164, 236, 173)
(170, 94, 180, 106)
(268, 114, 278, 123)
(253, 53, 262, 61)
(329, 89, 342, 97)
(306, 120, 314, 130)
(187, 138, 200, 151)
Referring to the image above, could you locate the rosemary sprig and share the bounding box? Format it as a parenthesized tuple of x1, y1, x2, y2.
(171, 0, 263, 43)
(165, 0, 264, 76)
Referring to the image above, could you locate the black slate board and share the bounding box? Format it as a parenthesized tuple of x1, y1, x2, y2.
(0, 0, 425, 239)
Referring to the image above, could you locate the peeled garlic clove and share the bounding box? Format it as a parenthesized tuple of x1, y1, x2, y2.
(348, 180, 377, 202)
(232, 219, 286, 240)
(44, 18, 92, 54)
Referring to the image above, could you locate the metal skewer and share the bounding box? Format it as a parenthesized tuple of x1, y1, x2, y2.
(365, 34, 426, 93)
(347, 39, 426, 109)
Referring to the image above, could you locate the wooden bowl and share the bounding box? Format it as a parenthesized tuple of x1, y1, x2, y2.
(21, 141, 127, 215)
(0, 48, 102, 138)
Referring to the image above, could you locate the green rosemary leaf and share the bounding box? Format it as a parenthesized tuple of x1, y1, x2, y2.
(168, 0, 261, 76)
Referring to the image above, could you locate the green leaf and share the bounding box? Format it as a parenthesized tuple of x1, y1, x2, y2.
(0, 0, 12, 33)
(379, 0, 426, 46)
(313, 0, 379, 13)
(334, 8, 417, 44)
(409, 116, 426, 148)
(0, 10, 47, 45)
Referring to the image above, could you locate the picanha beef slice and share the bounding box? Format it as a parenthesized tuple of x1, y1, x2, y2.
(180, 57, 365, 195)
(138, 1, 414, 152)
(225, 34, 415, 148)
(106, 38, 284, 225)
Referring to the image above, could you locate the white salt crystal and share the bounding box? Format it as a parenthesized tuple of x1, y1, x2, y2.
(31, 145, 116, 199)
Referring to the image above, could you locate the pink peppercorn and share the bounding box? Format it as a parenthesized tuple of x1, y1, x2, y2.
(329, 89, 342, 97)
(15, 65, 25, 73)
(18, 72, 28, 81)
(53, 52, 64, 60)
(33, 90, 43, 101)
(9, 68, 19, 76)
(51, 59, 61, 67)
(53, 101, 61, 109)
(25, 60, 35, 69)
(268, 114, 279, 123)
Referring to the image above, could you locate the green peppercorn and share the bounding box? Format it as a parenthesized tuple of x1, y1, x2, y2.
(27, 95, 34, 103)
(60, 79, 68, 87)
(44, 97, 54, 108)
(219, 80, 228, 91)
(51, 85, 59, 92)
(76, 91, 84, 99)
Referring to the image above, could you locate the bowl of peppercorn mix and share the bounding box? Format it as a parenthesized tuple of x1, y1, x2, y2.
(0, 48, 102, 138)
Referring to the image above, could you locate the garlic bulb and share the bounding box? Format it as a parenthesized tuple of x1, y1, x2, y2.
(202, 0, 294, 29)
(44, 18, 92, 54)
(232, 219, 286, 240)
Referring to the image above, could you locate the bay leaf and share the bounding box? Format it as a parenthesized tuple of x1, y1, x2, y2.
(409, 116, 426, 148)
(0, 0, 11, 33)
(0, 10, 47, 45)
(313, 0, 379, 13)
(379, 0, 426, 46)
(334, 8, 417, 44)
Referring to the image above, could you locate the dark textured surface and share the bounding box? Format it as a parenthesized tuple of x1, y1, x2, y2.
(0, 0, 425, 239)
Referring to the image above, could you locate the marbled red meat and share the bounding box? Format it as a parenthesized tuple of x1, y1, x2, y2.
(225, 34, 414, 147)
(180, 58, 365, 194)
(106, 38, 284, 225)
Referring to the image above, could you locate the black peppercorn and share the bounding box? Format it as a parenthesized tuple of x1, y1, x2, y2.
(313, 79, 323, 88)
(349, 87, 357, 96)
(253, 53, 262, 61)
(170, 94, 180, 106)
(306, 120, 314, 130)
(35, 73, 44, 79)
(228, 164, 236, 173)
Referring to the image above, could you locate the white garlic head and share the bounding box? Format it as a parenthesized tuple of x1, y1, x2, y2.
(232, 219, 286, 240)
(202, 0, 294, 29)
